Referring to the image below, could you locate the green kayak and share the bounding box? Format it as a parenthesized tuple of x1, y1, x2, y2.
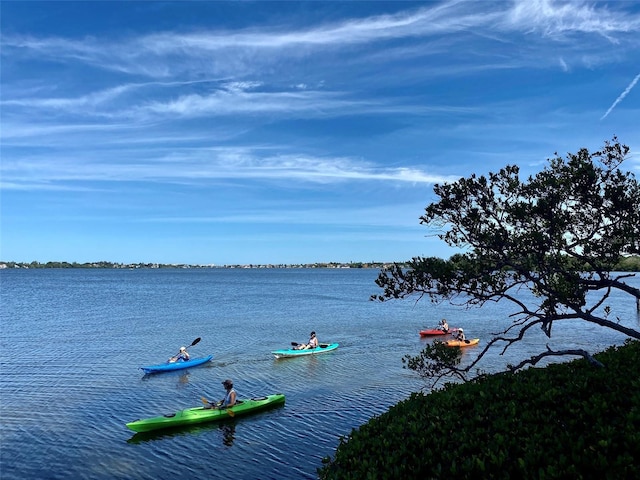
(126, 394, 285, 433)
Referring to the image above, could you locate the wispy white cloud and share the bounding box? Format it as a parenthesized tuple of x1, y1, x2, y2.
(2, 2, 638, 188)
(143, 202, 428, 228)
(505, 0, 640, 38)
(137, 87, 352, 118)
(2, 0, 638, 131)
(0, 78, 222, 110)
(2, 0, 638, 79)
(0, 148, 457, 191)
(558, 57, 569, 72)
(1, 84, 137, 111)
(1, 80, 476, 124)
(601, 72, 640, 120)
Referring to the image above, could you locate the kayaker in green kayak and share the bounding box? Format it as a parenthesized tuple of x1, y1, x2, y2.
(294, 331, 318, 350)
(205, 379, 237, 409)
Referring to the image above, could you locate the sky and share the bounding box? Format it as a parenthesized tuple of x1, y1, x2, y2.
(1, 1, 639, 266)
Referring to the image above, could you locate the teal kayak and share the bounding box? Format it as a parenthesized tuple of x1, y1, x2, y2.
(141, 354, 213, 374)
(126, 394, 285, 433)
(272, 343, 339, 359)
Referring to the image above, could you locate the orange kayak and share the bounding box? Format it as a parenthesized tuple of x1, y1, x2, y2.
(419, 328, 458, 337)
(445, 338, 479, 347)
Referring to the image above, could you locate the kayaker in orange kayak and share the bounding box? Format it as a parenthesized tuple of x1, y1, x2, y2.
(454, 328, 465, 341)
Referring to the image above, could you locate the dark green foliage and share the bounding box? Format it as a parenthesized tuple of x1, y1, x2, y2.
(617, 255, 640, 271)
(402, 341, 465, 384)
(319, 341, 640, 479)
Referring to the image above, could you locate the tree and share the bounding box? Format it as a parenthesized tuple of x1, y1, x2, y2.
(373, 137, 640, 381)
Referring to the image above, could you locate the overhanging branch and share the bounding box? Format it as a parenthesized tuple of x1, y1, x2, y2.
(507, 345, 605, 371)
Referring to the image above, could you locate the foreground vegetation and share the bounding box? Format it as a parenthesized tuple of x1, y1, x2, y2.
(319, 340, 639, 479)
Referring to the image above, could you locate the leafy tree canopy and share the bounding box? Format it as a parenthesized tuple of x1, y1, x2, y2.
(373, 137, 640, 380)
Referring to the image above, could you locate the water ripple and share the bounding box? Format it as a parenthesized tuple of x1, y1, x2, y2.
(2, 268, 637, 480)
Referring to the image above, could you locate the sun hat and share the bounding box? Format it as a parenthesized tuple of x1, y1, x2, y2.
(180, 347, 186, 351)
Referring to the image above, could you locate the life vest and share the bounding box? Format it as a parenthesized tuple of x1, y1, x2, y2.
(222, 388, 236, 406)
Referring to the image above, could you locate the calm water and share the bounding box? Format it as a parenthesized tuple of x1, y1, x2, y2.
(1, 268, 638, 480)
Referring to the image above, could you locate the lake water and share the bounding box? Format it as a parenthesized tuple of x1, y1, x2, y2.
(1, 268, 638, 479)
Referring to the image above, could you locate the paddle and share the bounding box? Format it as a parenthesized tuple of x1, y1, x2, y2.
(291, 341, 328, 348)
(201, 396, 235, 417)
(185, 337, 201, 351)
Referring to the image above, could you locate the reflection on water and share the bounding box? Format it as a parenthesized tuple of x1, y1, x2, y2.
(220, 423, 236, 446)
(142, 370, 193, 387)
(126, 418, 239, 445)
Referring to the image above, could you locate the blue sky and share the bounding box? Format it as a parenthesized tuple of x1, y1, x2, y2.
(1, 1, 639, 265)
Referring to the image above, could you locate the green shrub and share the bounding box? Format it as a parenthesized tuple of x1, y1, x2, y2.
(319, 340, 640, 479)
(616, 255, 640, 271)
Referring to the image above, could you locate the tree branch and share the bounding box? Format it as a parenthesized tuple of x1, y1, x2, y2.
(507, 345, 605, 371)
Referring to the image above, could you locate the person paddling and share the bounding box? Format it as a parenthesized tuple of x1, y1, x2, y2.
(167, 337, 201, 363)
(168, 346, 190, 363)
(220, 379, 237, 407)
(438, 318, 449, 333)
(206, 379, 237, 409)
(295, 331, 318, 350)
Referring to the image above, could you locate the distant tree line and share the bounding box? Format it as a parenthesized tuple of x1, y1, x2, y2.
(1, 257, 639, 271)
(2, 258, 640, 271)
(0, 260, 398, 269)
(1, 261, 176, 269)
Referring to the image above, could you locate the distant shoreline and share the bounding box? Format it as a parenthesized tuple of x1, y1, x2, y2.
(0, 261, 404, 270)
(3, 256, 639, 271)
